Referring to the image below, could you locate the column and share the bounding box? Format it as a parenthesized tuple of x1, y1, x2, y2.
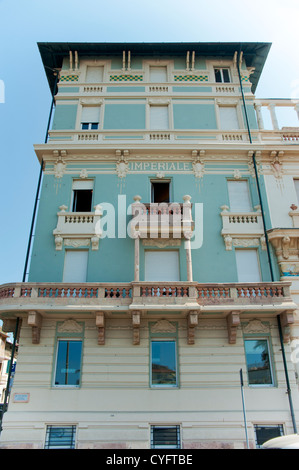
(268, 103, 279, 130)
(134, 231, 140, 281)
(254, 104, 264, 130)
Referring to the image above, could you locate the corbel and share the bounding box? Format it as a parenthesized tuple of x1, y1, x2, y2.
(27, 311, 42, 344)
(227, 311, 240, 344)
(132, 311, 141, 345)
(279, 311, 294, 343)
(187, 310, 199, 345)
(96, 312, 105, 345)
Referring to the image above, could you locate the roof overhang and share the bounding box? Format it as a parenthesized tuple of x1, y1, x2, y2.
(37, 41, 271, 95)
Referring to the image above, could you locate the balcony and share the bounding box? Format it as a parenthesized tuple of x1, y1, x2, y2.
(220, 205, 265, 250)
(53, 204, 103, 250)
(0, 280, 295, 346)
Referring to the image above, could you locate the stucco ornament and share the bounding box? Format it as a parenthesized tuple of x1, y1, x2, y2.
(270, 151, 284, 179)
(116, 150, 129, 178)
(54, 156, 66, 178)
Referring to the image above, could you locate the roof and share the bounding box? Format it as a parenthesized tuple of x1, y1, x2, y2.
(37, 41, 271, 95)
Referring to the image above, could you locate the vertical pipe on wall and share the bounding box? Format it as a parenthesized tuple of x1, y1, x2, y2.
(237, 48, 298, 434)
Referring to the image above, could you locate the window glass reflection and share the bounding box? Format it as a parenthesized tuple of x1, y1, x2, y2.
(244, 339, 273, 385)
(55, 340, 82, 386)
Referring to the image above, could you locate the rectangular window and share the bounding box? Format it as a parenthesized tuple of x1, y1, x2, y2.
(72, 180, 93, 212)
(254, 424, 284, 448)
(151, 180, 170, 203)
(244, 339, 274, 386)
(294, 179, 299, 203)
(151, 425, 181, 449)
(85, 65, 104, 83)
(63, 250, 88, 283)
(150, 66, 168, 83)
(235, 249, 261, 282)
(219, 106, 239, 130)
(54, 340, 83, 387)
(214, 67, 230, 83)
(45, 425, 76, 449)
(227, 180, 252, 212)
(151, 340, 177, 387)
(81, 106, 100, 130)
(145, 250, 180, 282)
(150, 106, 169, 130)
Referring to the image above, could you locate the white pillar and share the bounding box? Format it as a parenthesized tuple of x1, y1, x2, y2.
(268, 103, 279, 130)
(254, 104, 264, 130)
(134, 232, 140, 281)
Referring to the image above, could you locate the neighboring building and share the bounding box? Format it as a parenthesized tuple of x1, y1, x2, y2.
(0, 42, 298, 449)
(0, 327, 17, 409)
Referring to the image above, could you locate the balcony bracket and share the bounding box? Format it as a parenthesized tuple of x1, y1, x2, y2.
(27, 311, 43, 344)
(227, 311, 240, 344)
(95, 311, 105, 345)
(132, 310, 141, 345)
(279, 311, 294, 343)
(187, 310, 199, 345)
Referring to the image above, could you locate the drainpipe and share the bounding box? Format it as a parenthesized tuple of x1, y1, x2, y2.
(236, 49, 297, 434)
(0, 70, 59, 434)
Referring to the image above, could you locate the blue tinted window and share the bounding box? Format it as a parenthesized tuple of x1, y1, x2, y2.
(54, 340, 82, 386)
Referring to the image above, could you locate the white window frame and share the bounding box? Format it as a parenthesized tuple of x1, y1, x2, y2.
(144, 60, 171, 83)
(244, 337, 274, 387)
(82, 60, 108, 83)
(148, 102, 171, 130)
(235, 248, 261, 283)
(214, 67, 231, 83)
(150, 339, 178, 388)
(53, 338, 83, 388)
(145, 250, 180, 282)
(71, 179, 94, 212)
(217, 103, 242, 130)
(227, 179, 252, 212)
(63, 249, 89, 283)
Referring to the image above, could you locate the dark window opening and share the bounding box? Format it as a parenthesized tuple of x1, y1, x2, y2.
(215, 68, 230, 83)
(254, 425, 284, 448)
(72, 189, 93, 212)
(151, 425, 180, 449)
(151, 182, 170, 203)
(81, 122, 99, 130)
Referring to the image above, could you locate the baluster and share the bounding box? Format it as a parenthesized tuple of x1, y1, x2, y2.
(265, 287, 271, 297)
(182, 286, 188, 297)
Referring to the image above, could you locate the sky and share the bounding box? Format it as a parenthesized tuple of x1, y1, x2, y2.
(0, 0, 298, 287)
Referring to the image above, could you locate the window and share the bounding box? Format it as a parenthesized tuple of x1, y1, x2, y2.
(151, 340, 177, 387)
(227, 180, 252, 212)
(63, 250, 88, 283)
(81, 106, 100, 130)
(219, 106, 239, 130)
(294, 179, 299, 203)
(45, 425, 76, 449)
(254, 424, 284, 448)
(235, 249, 261, 282)
(150, 106, 169, 130)
(54, 339, 83, 387)
(85, 65, 104, 83)
(244, 339, 274, 386)
(150, 66, 168, 83)
(214, 67, 230, 83)
(151, 180, 170, 203)
(145, 251, 180, 282)
(151, 425, 181, 449)
(72, 180, 93, 212)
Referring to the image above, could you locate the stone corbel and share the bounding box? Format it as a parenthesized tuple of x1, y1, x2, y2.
(132, 311, 141, 345)
(96, 312, 105, 345)
(27, 311, 43, 344)
(187, 310, 199, 345)
(227, 311, 240, 344)
(279, 311, 294, 343)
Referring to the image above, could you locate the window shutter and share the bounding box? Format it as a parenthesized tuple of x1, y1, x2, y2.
(150, 66, 167, 83)
(150, 106, 169, 130)
(219, 106, 239, 130)
(86, 66, 104, 83)
(227, 180, 252, 212)
(81, 106, 100, 123)
(63, 250, 88, 283)
(145, 251, 180, 281)
(235, 249, 261, 282)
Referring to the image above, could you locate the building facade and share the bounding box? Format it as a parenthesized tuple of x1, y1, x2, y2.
(0, 42, 299, 449)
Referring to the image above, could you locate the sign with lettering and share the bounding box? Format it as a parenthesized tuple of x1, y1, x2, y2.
(13, 393, 30, 403)
(129, 161, 192, 172)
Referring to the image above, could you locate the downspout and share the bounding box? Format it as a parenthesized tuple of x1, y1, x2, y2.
(236, 49, 297, 434)
(0, 70, 59, 434)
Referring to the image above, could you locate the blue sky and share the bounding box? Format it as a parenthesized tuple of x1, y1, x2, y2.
(0, 0, 298, 286)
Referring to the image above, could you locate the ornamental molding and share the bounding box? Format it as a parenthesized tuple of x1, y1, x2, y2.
(57, 319, 83, 333)
(267, 229, 299, 277)
(142, 239, 181, 248)
(151, 319, 176, 334)
(79, 98, 103, 106)
(242, 319, 270, 334)
(64, 238, 91, 248)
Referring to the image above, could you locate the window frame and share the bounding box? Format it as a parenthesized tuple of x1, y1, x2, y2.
(45, 425, 77, 449)
(243, 334, 276, 387)
(71, 179, 94, 213)
(149, 103, 170, 130)
(150, 425, 181, 449)
(254, 424, 284, 448)
(227, 179, 253, 213)
(52, 322, 84, 389)
(149, 336, 179, 389)
(235, 248, 262, 283)
(214, 67, 231, 83)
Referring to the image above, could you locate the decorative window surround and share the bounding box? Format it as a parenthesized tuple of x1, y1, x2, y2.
(53, 204, 103, 251)
(220, 204, 265, 250)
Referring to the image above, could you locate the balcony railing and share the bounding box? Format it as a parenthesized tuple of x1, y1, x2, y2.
(0, 280, 293, 310)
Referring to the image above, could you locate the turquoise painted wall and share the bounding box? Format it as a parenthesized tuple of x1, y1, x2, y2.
(103, 103, 146, 129)
(29, 169, 274, 283)
(173, 103, 217, 129)
(52, 104, 78, 130)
